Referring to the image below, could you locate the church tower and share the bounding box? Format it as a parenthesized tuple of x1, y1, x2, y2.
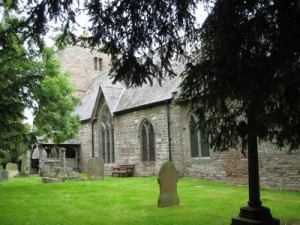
(56, 45, 111, 97)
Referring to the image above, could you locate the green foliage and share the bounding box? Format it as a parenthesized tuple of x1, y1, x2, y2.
(0, 122, 30, 168)
(16, 0, 201, 87)
(32, 49, 80, 144)
(0, 6, 43, 164)
(0, 5, 79, 161)
(2, 1, 299, 152)
(0, 177, 299, 224)
(84, 0, 200, 87)
(179, 0, 300, 151)
(5, 0, 299, 152)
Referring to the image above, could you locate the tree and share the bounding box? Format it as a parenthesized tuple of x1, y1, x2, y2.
(179, 1, 299, 224)
(19, 0, 200, 86)
(32, 48, 80, 145)
(0, 5, 44, 166)
(0, 4, 80, 165)
(0, 122, 30, 169)
(2, 0, 299, 224)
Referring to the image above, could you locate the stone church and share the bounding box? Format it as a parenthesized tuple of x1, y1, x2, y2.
(56, 45, 300, 191)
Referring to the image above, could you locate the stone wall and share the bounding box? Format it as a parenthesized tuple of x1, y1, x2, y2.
(77, 97, 300, 191)
(168, 101, 186, 177)
(184, 149, 248, 185)
(259, 143, 300, 191)
(179, 105, 300, 191)
(56, 45, 111, 97)
(183, 143, 300, 191)
(64, 46, 300, 191)
(114, 104, 171, 176)
(77, 122, 93, 171)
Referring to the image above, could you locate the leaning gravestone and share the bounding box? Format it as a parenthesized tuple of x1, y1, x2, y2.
(87, 157, 104, 180)
(157, 161, 180, 207)
(0, 170, 9, 182)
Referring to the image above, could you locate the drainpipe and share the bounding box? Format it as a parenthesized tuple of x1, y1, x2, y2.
(166, 101, 172, 162)
(91, 120, 95, 157)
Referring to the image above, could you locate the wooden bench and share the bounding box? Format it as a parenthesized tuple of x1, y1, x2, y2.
(112, 164, 135, 177)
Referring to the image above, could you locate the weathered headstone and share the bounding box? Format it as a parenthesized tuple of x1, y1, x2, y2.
(0, 165, 3, 170)
(158, 161, 180, 208)
(6, 163, 18, 170)
(20, 154, 28, 175)
(87, 157, 104, 180)
(0, 170, 9, 182)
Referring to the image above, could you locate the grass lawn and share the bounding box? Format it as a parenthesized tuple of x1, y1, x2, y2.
(0, 173, 299, 225)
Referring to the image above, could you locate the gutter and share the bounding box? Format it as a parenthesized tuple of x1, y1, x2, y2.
(91, 120, 95, 157)
(114, 99, 172, 115)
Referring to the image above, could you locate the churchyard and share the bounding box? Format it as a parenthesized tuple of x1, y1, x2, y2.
(0, 172, 299, 225)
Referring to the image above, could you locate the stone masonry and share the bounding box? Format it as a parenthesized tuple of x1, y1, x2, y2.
(114, 105, 171, 176)
(60, 46, 300, 191)
(56, 45, 111, 97)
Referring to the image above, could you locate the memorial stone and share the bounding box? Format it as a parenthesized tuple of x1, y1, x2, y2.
(0, 170, 9, 182)
(158, 161, 180, 208)
(20, 154, 28, 175)
(87, 157, 104, 180)
(6, 163, 18, 170)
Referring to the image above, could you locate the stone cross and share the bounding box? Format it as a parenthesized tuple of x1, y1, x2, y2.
(87, 157, 104, 180)
(157, 161, 180, 207)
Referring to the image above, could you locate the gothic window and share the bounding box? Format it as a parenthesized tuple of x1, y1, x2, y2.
(99, 58, 103, 71)
(94, 57, 98, 70)
(100, 105, 115, 163)
(94, 57, 103, 71)
(189, 114, 210, 158)
(140, 119, 155, 162)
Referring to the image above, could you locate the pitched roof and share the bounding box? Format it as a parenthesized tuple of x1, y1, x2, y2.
(114, 62, 185, 113)
(74, 61, 185, 121)
(74, 74, 123, 121)
(36, 136, 80, 145)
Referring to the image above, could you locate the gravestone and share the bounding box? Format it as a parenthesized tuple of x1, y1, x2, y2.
(157, 161, 180, 208)
(87, 157, 104, 180)
(20, 154, 28, 175)
(0, 170, 9, 182)
(0, 165, 3, 170)
(6, 163, 18, 170)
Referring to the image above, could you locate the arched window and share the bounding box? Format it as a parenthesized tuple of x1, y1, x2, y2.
(94, 57, 103, 71)
(94, 57, 98, 70)
(98, 58, 103, 71)
(100, 105, 115, 163)
(140, 119, 155, 162)
(189, 114, 210, 158)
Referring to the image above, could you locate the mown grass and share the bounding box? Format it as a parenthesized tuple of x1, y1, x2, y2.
(0, 173, 299, 225)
